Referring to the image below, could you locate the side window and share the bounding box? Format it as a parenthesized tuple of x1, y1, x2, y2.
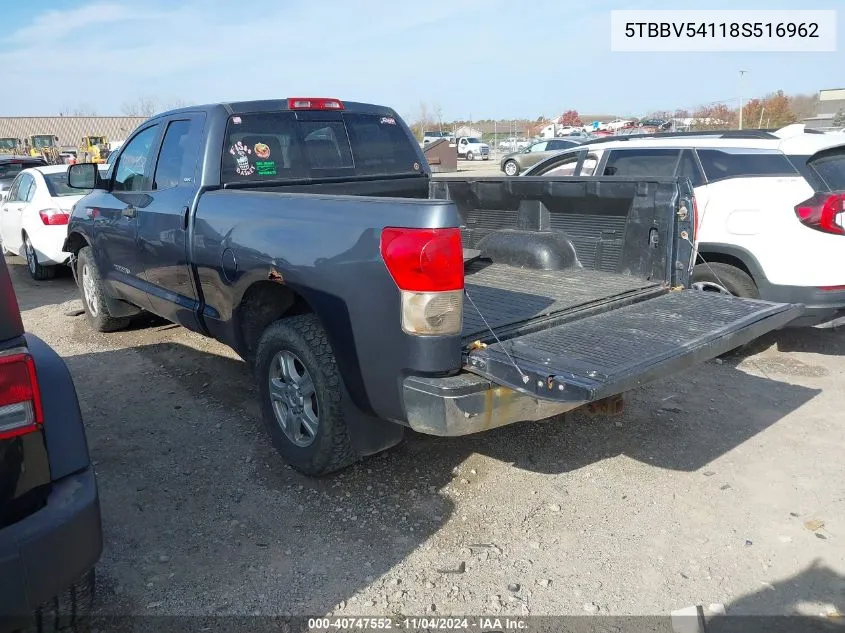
(5, 175, 21, 202)
(678, 150, 705, 187)
(696, 149, 798, 183)
(15, 174, 34, 202)
(25, 177, 36, 202)
(153, 120, 193, 190)
(603, 148, 681, 177)
(113, 125, 160, 192)
(530, 142, 548, 153)
(539, 152, 600, 177)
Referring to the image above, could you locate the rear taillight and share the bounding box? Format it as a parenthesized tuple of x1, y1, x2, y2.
(287, 97, 344, 111)
(794, 193, 845, 236)
(381, 227, 464, 336)
(692, 196, 700, 242)
(0, 349, 43, 440)
(39, 208, 69, 225)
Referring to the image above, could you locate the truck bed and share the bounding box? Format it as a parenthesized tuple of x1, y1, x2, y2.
(462, 262, 661, 340)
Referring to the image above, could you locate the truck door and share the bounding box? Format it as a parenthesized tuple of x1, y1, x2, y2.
(92, 122, 160, 309)
(136, 114, 206, 332)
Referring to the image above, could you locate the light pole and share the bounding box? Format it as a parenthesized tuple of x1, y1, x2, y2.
(738, 70, 748, 130)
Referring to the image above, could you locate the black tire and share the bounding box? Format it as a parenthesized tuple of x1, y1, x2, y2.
(26, 569, 96, 632)
(23, 234, 56, 281)
(503, 160, 520, 176)
(691, 262, 759, 299)
(76, 247, 130, 332)
(255, 314, 356, 476)
(466, 151, 474, 161)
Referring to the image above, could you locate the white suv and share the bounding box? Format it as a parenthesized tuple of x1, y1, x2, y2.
(523, 125, 845, 327)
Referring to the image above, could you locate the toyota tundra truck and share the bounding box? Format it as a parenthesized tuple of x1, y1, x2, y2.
(62, 97, 802, 476)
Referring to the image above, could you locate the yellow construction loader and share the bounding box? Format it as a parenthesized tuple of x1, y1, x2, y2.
(27, 135, 62, 164)
(0, 138, 22, 154)
(79, 135, 110, 163)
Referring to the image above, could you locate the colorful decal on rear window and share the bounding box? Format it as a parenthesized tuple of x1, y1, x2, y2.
(229, 141, 255, 176)
(255, 161, 277, 176)
(253, 142, 271, 159)
(413, 162, 420, 171)
(380, 117, 396, 125)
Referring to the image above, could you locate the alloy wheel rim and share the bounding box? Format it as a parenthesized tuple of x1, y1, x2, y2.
(25, 239, 36, 274)
(268, 350, 319, 448)
(82, 264, 99, 316)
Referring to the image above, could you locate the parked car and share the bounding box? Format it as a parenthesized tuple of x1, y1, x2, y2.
(0, 164, 103, 280)
(423, 131, 452, 145)
(500, 138, 585, 176)
(456, 136, 489, 160)
(62, 97, 798, 477)
(0, 255, 102, 629)
(523, 125, 845, 327)
(0, 156, 47, 201)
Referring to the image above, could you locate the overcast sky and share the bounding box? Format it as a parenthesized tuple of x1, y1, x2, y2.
(2, 0, 842, 121)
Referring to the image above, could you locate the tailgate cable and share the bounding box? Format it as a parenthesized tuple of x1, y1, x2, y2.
(464, 288, 530, 385)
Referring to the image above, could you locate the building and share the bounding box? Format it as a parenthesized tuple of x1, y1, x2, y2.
(0, 116, 146, 150)
(802, 88, 845, 129)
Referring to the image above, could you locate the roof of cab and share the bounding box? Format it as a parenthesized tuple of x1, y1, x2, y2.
(152, 99, 398, 121)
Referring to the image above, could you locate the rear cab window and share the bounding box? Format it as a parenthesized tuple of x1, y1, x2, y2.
(603, 148, 681, 177)
(222, 110, 422, 183)
(0, 160, 46, 180)
(696, 149, 798, 183)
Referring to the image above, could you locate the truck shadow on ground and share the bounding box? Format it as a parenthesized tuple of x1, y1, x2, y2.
(63, 337, 821, 618)
(738, 327, 845, 357)
(4, 256, 77, 312)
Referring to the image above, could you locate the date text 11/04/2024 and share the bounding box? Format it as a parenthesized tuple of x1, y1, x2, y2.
(307, 617, 527, 630)
(624, 22, 820, 39)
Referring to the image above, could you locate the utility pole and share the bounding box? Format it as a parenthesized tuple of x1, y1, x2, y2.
(738, 70, 748, 130)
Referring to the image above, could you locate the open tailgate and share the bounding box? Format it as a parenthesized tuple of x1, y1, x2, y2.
(465, 291, 803, 403)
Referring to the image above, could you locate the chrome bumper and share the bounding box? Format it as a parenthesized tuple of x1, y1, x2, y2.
(402, 372, 583, 437)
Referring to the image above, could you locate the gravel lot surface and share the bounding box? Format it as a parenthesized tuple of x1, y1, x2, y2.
(8, 255, 845, 619)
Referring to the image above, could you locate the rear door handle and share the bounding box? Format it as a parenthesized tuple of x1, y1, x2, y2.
(122, 206, 136, 218)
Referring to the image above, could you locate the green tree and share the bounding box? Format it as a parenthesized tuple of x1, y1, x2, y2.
(833, 108, 845, 127)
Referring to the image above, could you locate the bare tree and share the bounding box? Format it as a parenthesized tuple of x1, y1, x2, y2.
(121, 96, 159, 117)
(411, 101, 434, 140)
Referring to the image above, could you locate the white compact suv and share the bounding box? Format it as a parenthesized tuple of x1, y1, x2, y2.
(523, 125, 845, 327)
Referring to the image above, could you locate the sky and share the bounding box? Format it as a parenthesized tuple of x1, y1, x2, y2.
(1, 0, 842, 122)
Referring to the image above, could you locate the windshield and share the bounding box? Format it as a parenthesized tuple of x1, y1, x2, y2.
(31, 136, 56, 149)
(222, 111, 422, 183)
(466, 137, 482, 144)
(88, 137, 106, 145)
(44, 171, 88, 197)
(0, 139, 17, 151)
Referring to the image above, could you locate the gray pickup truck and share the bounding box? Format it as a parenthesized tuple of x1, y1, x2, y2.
(63, 97, 801, 476)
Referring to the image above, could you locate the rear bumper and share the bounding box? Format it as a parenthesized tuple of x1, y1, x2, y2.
(403, 372, 580, 436)
(0, 467, 102, 617)
(759, 283, 845, 327)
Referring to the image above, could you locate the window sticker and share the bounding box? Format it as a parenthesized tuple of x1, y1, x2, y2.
(380, 116, 396, 125)
(253, 142, 271, 159)
(229, 141, 255, 176)
(232, 116, 242, 124)
(256, 160, 277, 176)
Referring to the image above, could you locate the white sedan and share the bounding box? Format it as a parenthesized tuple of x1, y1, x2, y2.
(0, 164, 99, 280)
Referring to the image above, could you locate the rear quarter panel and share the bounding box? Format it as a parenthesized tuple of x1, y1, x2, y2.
(192, 189, 462, 421)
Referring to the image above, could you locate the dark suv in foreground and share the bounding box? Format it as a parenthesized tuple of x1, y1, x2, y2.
(0, 256, 102, 631)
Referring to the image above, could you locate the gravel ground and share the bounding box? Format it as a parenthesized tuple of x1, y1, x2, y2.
(8, 255, 845, 619)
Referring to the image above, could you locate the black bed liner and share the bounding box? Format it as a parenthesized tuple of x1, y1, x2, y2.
(462, 262, 661, 340)
(465, 291, 803, 403)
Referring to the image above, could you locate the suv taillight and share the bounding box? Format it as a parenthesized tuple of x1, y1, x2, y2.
(380, 227, 464, 336)
(0, 350, 43, 440)
(794, 193, 845, 236)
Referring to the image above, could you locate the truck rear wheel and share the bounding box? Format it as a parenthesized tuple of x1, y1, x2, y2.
(691, 262, 759, 299)
(76, 247, 131, 332)
(255, 314, 356, 476)
(466, 151, 474, 161)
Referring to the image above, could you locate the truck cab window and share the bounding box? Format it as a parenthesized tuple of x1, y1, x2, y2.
(113, 125, 160, 192)
(678, 150, 705, 187)
(153, 120, 192, 190)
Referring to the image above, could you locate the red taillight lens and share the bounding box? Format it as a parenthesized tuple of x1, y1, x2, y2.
(692, 196, 700, 242)
(381, 227, 464, 292)
(0, 351, 43, 440)
(794, 193, 845, 236)
(287, 97, 344, 111)
(39, 208, 69, 225)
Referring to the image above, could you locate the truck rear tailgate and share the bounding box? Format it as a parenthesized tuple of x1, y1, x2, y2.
(465, 291, 803, 403)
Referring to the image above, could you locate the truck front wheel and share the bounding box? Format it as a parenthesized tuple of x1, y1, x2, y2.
(76, 247, 131, 332)
(466, 151, 474, 161)
(255, 314, 356, 476)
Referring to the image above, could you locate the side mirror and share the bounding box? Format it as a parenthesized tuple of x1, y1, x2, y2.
(68, 162, 104, 189)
